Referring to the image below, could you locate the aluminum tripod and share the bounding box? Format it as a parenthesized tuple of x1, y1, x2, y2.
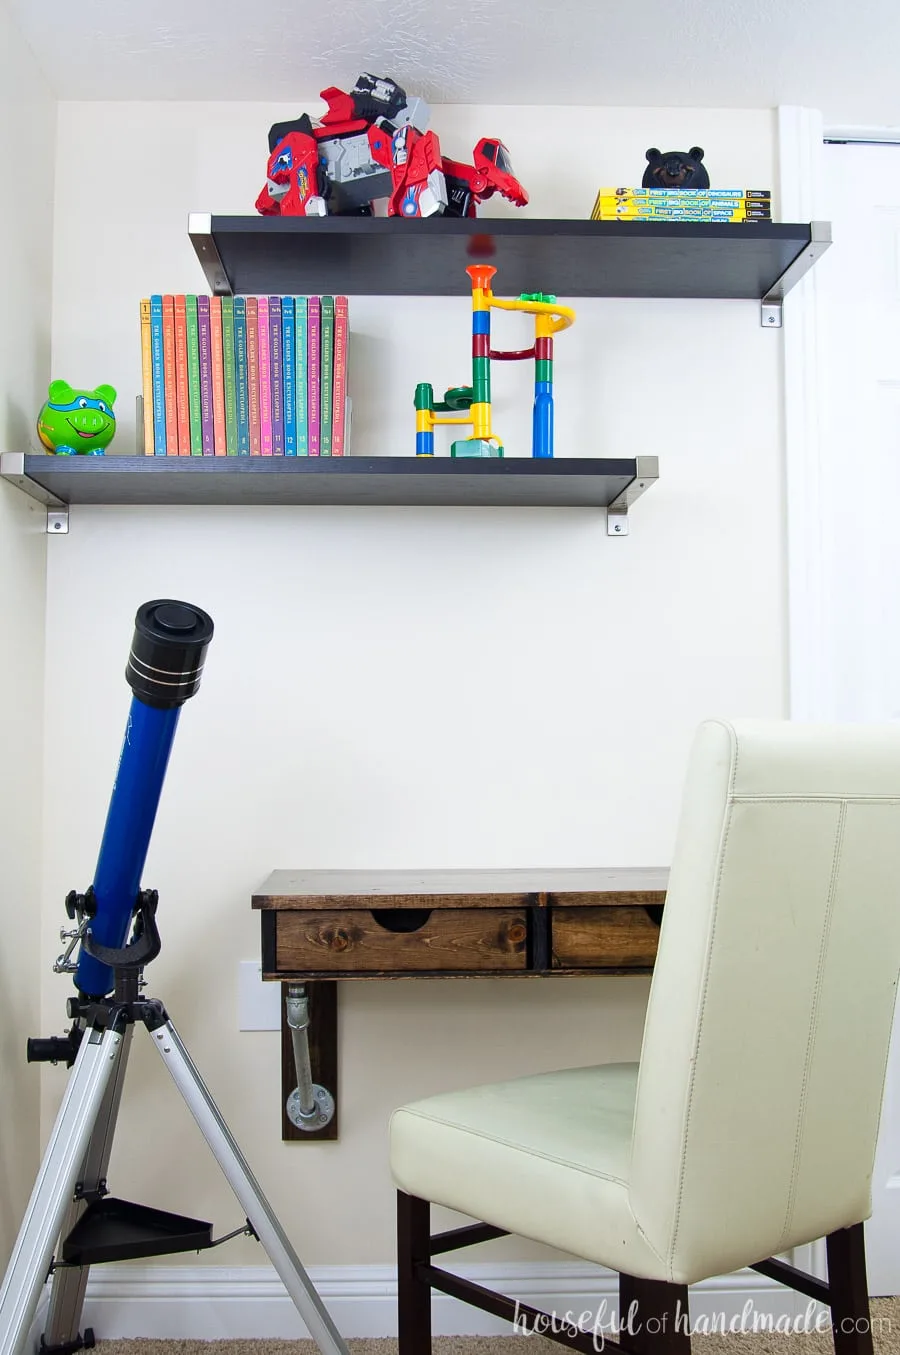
(0, 976, 350, 1355)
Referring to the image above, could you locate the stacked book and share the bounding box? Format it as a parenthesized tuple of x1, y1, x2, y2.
(591, 189, 772, 222)
(140, 294, 349, 456)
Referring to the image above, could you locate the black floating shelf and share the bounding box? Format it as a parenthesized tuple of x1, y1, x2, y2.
(0, 453, 656, 510)
(189, 213, 830, 304)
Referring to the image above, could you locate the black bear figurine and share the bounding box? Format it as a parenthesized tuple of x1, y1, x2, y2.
(642, 147, 710, 189)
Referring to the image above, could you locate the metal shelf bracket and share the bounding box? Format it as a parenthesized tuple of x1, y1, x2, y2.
(188, 213, 231, 295)
(760, 220, 832, 328)
(607, 455, 658, 536)
(1, 453, 69, 532)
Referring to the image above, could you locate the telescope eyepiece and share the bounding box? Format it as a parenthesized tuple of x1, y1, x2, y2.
(127, 599, 214, 709)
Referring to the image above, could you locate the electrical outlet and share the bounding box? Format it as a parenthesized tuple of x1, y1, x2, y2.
(238, 960, 281, 1031)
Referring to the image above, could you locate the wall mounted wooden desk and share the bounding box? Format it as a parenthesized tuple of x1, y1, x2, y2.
(252, 868, 668, 1141)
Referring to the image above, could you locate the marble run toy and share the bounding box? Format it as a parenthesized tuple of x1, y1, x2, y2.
(255, 73, 528, 219)
(414, 266, 576, 458)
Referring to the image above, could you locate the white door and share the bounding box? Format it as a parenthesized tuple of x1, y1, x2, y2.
(815, 141, 900, 1293)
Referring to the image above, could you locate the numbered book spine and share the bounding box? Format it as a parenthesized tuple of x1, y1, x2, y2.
(185, 294, 203, 455)
(258, 296, 272, 455)
(174, 295, 191, 456)
(332, 296, 349, 458)
(246, 297, 260, 455)
(234, 296, 250, 454)
(295, 297, 308, 455)
(197, 295, 214, 456)
(281, 297, 296, 456)
(320, 295, 334, 457)
(162, 295, 178, 453)
(140, 298, 154, 455)
(269, 295, 284, 455)
(307, 296, 321, 457)
(149, 295, 167, 456)
(222, 295, 237, 454)
(210, 295, 227, 455)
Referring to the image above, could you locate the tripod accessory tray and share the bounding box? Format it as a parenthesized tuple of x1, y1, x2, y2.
(61, 1197, 213, 1265)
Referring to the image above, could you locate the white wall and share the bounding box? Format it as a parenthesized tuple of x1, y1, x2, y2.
(43, 101, 784, 1267)
(0, 0, 54, 1270)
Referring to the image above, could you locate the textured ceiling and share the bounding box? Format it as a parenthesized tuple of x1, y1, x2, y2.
(9, 0, 900, 124)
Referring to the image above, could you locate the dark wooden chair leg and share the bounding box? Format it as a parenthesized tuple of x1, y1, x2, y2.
(827, 1224, 874, 1355)
(398, 1191, 432, 1355)
(620, 1274, 691, 1355)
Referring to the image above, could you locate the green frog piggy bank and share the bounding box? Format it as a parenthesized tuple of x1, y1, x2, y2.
(37, 380, 117, 455)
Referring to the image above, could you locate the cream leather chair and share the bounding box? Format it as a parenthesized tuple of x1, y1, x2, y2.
(390, 720, 900, 1355)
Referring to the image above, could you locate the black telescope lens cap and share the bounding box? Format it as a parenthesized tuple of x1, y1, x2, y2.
(128, 599, 214, 709)
(154, 603, 199, 634)
(134, 600, 214, 647)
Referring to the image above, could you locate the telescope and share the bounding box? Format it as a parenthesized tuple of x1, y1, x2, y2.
(0, 601, 348, 1355)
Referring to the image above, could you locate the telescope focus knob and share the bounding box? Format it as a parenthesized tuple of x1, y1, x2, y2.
(127, 599, 214, 710)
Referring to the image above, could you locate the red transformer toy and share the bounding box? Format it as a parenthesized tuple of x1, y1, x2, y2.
(255, 73, 528, 220)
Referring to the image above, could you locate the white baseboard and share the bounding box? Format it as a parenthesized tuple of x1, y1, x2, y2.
(67, 1262, 825, 1342)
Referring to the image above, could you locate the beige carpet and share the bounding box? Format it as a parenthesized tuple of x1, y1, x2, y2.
(92, 1296, 900, 1355)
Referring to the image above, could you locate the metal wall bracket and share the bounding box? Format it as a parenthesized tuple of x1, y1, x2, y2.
(760, 220, 832, 328)
(188, 213, 231, 295)
(607, 455, 658, 536)
(1, 452, 68, 531)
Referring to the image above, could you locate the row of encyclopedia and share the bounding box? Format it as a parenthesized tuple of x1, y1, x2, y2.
(140, 294, 350, 456)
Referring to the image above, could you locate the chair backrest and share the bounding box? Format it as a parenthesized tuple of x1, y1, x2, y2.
(629, 718, 900, 1284)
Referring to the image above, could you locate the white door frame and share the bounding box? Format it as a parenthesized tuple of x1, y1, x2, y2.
(778, 102, 830, 1282)
(778, 106, 900, 1287)
(778, 105, 832, 725)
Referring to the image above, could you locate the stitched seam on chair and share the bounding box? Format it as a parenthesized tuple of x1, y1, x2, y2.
(731, 795, 900, 804)
(668, 720, 739, 1268)
(777, 799, 847, 1252)
(633, 1215, 672, 1278)
(395, 1108, 629, 1185)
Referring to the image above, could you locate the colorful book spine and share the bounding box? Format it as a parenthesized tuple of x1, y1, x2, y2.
(197, 295, 214, 456)
(596, 186, 772, 200)
(174, 295, 190, 456)
(258, 296, 272, 456)
(149, 295, 167, 456)
(222, 295, 237, 455)
(140, 298, 154, 455)
(593, 206, 770, 221)
(185, 294, 203, 455)
(210, 295, 227, 455)
(282, 297, 296, 456)
(307, 296, 321, 456)
(295, 297, 308, 456)
(269, 295, 284, 455)
(162, 295, 177, 454)
(234, 296, 250, 454)
(319, 295, 334, 457)
(332, 296, 349, 458)
(592, 187, 772, 222)
(246, 297, 261, 455)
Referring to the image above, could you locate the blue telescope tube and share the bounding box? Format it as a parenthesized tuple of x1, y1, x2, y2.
(74, 599, 214, 998)
(74, 700, 181, 997)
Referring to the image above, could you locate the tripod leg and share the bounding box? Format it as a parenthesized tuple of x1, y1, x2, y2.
(148, 1017, 350, 1355)
(0, 1024, 126, 1355)
(41, 1026, 134, 1353)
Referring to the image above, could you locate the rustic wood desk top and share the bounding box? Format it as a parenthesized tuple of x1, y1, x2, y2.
(253, 867, 669, 910)
(255, 868, 670, 1142)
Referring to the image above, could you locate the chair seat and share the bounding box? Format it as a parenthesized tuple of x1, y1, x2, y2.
(390, 1062, 670, 1280)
